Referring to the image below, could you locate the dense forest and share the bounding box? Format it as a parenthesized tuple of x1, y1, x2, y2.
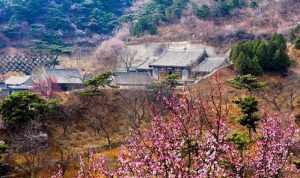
(0, 0, 257, 52)
(0, 0, 132, 52)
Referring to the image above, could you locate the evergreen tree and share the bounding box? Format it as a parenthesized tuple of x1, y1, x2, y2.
(0, 92, 56, 127)
(229, 0, 245, 9)
(234, 96, 260, 138)
(271, 33, 287, 50)
(234, 52, 263, 75)
(215, 0, 231, 17)
(0, 0, 133, 49)
(250, 0, 258, 8)
(230, 34, 291, 75)
(228, 74, 265, 93)
(131, 16, 158, 36)
(196, 5, 210, 19)
(271, 49, 291, 74)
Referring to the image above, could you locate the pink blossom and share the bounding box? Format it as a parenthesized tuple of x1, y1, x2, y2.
(52, 77, 298, 177)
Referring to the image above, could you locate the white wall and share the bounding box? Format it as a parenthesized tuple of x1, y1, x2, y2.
(153, 68, 159, 80)
(182, 69, 189, 81)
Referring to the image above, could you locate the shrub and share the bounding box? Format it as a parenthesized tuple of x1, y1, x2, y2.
(229, 132, 250, 151)
(196, 5, 210, 19)
(0, 92, 53, 126)
(228, 74, 265, 92)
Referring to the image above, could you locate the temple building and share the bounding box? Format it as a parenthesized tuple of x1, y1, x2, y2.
(113, 42, 228, 87)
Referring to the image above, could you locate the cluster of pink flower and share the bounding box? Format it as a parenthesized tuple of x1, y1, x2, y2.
(251, 113, 299, 177)
(52, 79, 299, 178)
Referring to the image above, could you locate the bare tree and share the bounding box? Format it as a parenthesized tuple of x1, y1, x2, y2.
(89, 115, 113, 149)
(257, 79, 300, 113)
(79, 92, 121, 149)
(12, 121, 49, 178)
(119, 90, 150, 129)
(94, 32, 125, 70)
(118, 47, 138, 72)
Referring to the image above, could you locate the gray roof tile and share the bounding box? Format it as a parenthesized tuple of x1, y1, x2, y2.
(192, 57, 226, 73)
(46, 69, 82, 84)
(113, 72, 153, 86)
(149, 49, 205, 68)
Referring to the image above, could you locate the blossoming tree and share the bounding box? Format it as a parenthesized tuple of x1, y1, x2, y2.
(52, 76, 299, 178)
(31, 68, 60, 98)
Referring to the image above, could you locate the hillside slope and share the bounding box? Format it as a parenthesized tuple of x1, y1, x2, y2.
(0, 0, 299, 54)
(129, 0, 300, 49)
(0, 0, 132, 52)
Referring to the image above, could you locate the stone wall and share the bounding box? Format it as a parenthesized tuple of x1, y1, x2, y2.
(0, 55, 54, 74)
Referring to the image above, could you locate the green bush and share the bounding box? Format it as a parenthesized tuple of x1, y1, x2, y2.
(229, 132, 250, 151)
(250, 0, 258, 8)
(230, 34, 291, 75)
(0, 92, 54, 126)
(228, 74, 265, 92)
(196, 5, 210, 19)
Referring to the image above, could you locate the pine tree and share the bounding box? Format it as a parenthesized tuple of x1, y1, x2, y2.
(234, 96, 260, 138)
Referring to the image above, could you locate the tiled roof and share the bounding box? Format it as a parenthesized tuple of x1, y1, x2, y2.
(0, 82, 7, 90)
(4, 69, 82, 86)
(6, 85, 32, 90)
(192, 57, 226, 73)
(5, 76, 31, 85)
(149, 49, 205, 68)
(46, 69, 82, 84)
(136, 57, 159, 70)
(113, 72, 153, 86)
(127, 44, 164, 70)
